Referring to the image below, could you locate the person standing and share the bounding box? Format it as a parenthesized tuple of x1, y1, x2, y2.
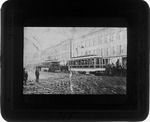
(24, 68, 28, 85)
(35, 67, 40, 82)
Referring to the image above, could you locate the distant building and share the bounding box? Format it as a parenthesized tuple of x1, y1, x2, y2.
(60, 39, 72, 65)
(42, 39, 71, 65)
(45, 44, 61, 61)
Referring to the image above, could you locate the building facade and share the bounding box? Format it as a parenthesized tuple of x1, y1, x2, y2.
(71, 28, 127, 66)
(60, 39, 71, 65)
(41, 39, 71, 65)
(45, 44, 61, 61)
(41, 28, 127, 66)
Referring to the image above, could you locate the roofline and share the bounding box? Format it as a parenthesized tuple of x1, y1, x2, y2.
(69, 55, 103, 60)
(69, 55, 127, 60)
(72, 27, 107, 41)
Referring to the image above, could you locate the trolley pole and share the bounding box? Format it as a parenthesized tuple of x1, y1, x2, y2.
(69, 39, 74, 93)
(69, 68, 74, 93)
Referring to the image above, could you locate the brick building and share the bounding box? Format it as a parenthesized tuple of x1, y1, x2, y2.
(41, 27, 127, 67)
(71, 28, 127, 66)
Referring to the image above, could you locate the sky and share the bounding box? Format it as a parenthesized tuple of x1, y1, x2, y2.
(24, 27, 101, 51)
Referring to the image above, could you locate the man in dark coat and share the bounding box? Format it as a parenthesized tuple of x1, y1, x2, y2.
(116, 59, 120, 76)
(35, 67, 40, 82)
(24, 68, 28, 85)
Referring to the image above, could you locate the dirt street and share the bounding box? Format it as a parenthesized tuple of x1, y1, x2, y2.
(23, 70, 126, 94)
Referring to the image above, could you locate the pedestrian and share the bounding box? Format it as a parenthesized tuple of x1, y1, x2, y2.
(108, 64, 111, 75)
(112, 63, 116, 76)
(116, 60, 120, 76)
(23, 68, 28, 85)
(116, 59, 120, 68)
(35, 67, 40, 82)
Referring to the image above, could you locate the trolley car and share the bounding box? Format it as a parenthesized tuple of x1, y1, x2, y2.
(39, 60, 60, 72)
(68, 55, 107, 74)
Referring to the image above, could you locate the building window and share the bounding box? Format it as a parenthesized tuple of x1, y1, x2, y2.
(101, 36, 104, 43)
(85, 40, 87, 47)
(79, 42, 82, 48)
(98, 36, 101, 44)
(109, 33, 112, 42)
(93, 38, 95, 46)
(106, 47, 109, 56)
(81, 40, 84, 48)
(89, 50, 91, 55)
(118, 45, 122, 54)
(73, 44, 75, 50)
(99, 49, 101, 56)
(76, 43, 79, 49)
(123, 44, 126, 53)
(113, 46, 115, 55)
(106, 34, 109, 43)
(90, 39, 93, 47)
(88, 40, 90, 47)
(121, 45, 123, 54)
(123, 30, 126, 40)
(93, 50, 94, 55)
(112, 32, 115, 42)
(101, 48, 103, 56)
(95, 37, 98, 45)
(118, 30, 122, 40)
(83, 40, 85, 47)
(94, 50, 96, 55)
(104, 48, 107, 56)
(96, 49, 98, 55)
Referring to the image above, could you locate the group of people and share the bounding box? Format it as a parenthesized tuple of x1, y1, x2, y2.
(23, 67, 40, 85)
(105, 60, 127, 76)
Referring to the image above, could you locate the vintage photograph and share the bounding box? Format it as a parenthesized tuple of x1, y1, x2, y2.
(23, 27, 127, 94)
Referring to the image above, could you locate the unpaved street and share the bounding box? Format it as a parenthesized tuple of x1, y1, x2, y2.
(23, 70, 126, 94)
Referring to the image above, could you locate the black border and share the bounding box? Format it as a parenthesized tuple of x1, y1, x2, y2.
(1, 0, 149, 121)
